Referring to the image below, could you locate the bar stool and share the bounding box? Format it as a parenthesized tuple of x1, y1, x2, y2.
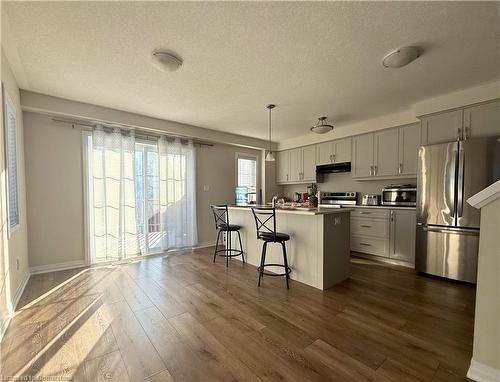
(251, 207, 291, 289)
(211, 205, 245, 267)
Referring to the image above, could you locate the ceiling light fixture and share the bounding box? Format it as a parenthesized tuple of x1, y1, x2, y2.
(265, 104, 276, 162)
(382, 46, 421, 68)
(310, 116, 334, 134)
(150, 49, 183, 72)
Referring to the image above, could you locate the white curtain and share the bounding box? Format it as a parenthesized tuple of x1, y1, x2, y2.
(91, 127, 140, 262)
(158, 137, 197, 250)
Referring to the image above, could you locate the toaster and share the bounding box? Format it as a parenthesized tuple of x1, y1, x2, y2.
(362, 194, 380, 206)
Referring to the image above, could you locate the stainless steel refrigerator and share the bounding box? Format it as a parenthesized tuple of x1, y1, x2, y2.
(416, 136, 500, 283)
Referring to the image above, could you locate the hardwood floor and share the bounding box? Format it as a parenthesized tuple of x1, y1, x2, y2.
(0, 247, 475, 381)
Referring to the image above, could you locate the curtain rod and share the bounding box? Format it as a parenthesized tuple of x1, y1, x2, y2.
(51, 117, 214, 147)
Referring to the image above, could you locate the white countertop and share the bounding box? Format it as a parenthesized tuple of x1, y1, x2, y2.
(228, 205, 353, 216)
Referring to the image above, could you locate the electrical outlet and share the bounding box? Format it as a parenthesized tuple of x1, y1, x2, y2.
(203, 185, 210, 192)
(16, 259, 19, 270)
(334, 216, 341, 225)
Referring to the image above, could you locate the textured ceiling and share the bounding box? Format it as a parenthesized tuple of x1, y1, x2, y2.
(2, 1, 500, 141)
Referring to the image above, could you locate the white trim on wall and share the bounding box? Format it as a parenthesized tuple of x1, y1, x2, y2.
(30, 260, 87, 275)
(0, 270, 30, 343)
(468, 359, 500, 382)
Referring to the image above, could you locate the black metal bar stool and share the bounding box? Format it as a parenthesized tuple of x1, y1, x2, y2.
(211, 205, 245, 267)
(251, 207, 291, 289)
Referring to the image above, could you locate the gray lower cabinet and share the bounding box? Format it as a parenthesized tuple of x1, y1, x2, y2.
(351, 208, 416, 265)
(389, 210, 416, 263)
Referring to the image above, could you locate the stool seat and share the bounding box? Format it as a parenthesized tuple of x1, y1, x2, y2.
(217, 223, 242, 231)
(258, 232, 290, 242)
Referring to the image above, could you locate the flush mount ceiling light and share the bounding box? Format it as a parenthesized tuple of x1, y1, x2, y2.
(382, 46, 421, 68)
(310, 116, 334, 134)
(151, 49, 183, 72)
(265, 104, 276, 162)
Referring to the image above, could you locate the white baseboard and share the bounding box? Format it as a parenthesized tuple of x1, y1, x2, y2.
(194, 241, 216, 249)
(468, 359, 500, 382)
(0, 270, 30, 344)
(30, 259, 87, 275)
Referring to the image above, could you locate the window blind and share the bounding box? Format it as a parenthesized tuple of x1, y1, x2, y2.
(5, 100, 19, 228)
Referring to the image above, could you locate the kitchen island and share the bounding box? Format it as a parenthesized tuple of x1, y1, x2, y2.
(227, 206, 352, 290)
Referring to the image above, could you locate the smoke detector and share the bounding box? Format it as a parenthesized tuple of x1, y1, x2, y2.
(382, 46, 421, 68)
(151, 50, 183, 72)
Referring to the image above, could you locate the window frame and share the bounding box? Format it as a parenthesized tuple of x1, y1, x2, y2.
(235, 152, 259, 203)
(2, 84, 20, 236)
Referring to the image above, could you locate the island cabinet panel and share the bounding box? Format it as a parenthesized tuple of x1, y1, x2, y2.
(316, 141, 333, 165)
(464, 100, 500, 138)
(398, 123, 421, 176)
(389, 209, 416, 263)
(277, 150, 290, 183)
(373, 129, 399, 177)
(302, 145, 317, 182)
(352, 134, 374, 178)
(227, 207, 351, 290)
(420, 109, 463, 144)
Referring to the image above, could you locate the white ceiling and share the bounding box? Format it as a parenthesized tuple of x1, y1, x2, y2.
(2, 1, 499, 141)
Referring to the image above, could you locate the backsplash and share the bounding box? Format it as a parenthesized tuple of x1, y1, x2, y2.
(282, 172, 416, 204)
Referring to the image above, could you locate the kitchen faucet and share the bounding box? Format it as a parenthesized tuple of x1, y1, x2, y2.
(271, 195, 278, 207)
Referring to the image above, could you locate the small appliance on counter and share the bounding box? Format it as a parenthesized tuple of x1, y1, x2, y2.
(381, 184, 416, 207)
(319, 191, 357, 207)
(361, 194, 380, 206)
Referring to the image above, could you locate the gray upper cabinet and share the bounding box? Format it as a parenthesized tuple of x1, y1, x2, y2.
(316, 141, 333, 166)
(277, 150, 290, 183)
(389, 209, 416, 264)
(289, 148, 302, 182)
(464, 100, 500, 138)
(373, 129, 399, 177)
(421, 109, 463, 144)
(398, 123, 421, 176)
(302, 145, 317, 181)
(352, 134, 374, 178)
(333, 138, 351, 163)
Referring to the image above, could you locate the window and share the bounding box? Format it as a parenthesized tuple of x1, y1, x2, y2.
(237, 153, 257, 203)
(3, 89, 19, 231)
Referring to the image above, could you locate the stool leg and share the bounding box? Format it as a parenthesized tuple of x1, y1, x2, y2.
(213, 230, 221, 263)
(226, 231, 231, 268)
(237, 230, 245, 263)
(258, 242, 267, 287)
(281, 241, 290, 289)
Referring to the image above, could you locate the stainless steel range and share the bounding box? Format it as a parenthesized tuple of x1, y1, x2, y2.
(319, 191, 357, 207)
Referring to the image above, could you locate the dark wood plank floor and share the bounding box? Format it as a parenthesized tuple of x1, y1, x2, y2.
(0, 247, 475, 381)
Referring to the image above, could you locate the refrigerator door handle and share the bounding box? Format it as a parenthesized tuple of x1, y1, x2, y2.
(457, 148, 465, 217)
(445, 143, 457, 219)
(422, 225, 479, 235)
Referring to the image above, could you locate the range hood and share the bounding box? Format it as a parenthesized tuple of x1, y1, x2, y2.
(316, 162, 351, 174)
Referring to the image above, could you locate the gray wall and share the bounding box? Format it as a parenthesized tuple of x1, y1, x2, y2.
(23, 111, 265, 268)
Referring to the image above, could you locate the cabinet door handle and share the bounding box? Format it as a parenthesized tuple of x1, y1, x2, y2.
(286, 174, 289, 181)
(374, 165, 378, 175)
(359, 243, 372, 246)
(369, 166, 373, 175)
(359, 212, 371, 215)
(398, 163, 403, 174)
(332, 153, 336, 163)
(464, 126, 470, 139)
(390, 211, 394, 222)
(329, 154, 333, 162)
(360, 225, 372, 228)
(457, 127, 462, 141)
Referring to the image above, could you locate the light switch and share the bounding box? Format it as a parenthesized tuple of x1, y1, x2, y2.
(203, 185, 210, 192)
(334, 216, 341, 225)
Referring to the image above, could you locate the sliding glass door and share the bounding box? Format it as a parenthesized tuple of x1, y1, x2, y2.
(135, 141, 161, 254)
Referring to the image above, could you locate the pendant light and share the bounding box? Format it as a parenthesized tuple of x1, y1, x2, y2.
(265, 104, 276, 162)
(310, 116, 334, 134)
